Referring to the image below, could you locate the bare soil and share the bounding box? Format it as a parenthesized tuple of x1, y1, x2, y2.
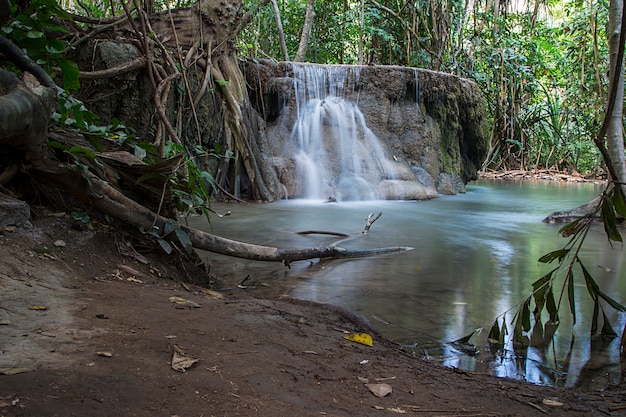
(1, 210, 625, 416)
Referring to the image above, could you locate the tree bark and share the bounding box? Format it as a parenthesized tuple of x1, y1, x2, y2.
(294, 0, 315, 62)
(271, 0, 289, 61)
(606, 0, 626, 184)
(0, 70, 56, 166)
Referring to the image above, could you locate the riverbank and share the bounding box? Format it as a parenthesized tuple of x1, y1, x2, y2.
(1, 206, 625, 416)
(479, 169, 606, 184)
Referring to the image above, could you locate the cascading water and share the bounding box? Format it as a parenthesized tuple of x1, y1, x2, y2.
(289, 64, 407, 201)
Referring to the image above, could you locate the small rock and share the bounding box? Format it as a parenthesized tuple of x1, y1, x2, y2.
(53, 240, 66, 247)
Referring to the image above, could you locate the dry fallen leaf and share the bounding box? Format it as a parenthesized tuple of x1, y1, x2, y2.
(542, 398, 564, 406)
(169, 296, 201, 308)
(171, 345, 199, 372)
(202, 289, 224, 299)
(96, 351, 113, 357)
(366, 383, 392, 397)
(29, 305, 48, 310)
(345, 332, 373, 347)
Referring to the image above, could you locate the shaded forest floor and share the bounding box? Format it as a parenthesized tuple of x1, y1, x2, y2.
(1, 201, 625, 416)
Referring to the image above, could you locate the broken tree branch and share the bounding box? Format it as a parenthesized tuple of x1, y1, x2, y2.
(363, 211, 382, 233)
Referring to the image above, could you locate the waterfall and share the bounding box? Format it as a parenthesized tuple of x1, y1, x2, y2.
(289, 64, 401, 201)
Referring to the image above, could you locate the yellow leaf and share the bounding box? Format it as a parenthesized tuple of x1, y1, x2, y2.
(29, 305, 48, 310)
(345, 332, 373, 346)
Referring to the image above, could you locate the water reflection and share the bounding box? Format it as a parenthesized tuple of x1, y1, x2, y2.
(189, 180, 626, 388)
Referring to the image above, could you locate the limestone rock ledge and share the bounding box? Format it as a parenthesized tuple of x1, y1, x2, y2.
(244, 60, 490, 198)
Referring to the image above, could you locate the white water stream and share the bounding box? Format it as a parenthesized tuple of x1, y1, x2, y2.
(289, 64, 416, 201)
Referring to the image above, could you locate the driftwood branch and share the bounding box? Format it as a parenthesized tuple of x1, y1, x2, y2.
(363, 211, 382, 233)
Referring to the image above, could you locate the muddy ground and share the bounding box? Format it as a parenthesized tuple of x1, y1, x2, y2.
(1, 209, 625, 416)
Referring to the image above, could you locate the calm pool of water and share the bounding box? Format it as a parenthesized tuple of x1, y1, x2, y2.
(189, 179, 626, 388)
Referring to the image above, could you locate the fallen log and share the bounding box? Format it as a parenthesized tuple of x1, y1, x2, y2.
(33, 163, 412, 267)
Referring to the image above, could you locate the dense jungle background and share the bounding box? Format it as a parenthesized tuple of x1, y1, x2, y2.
(1, 0, 626, 415)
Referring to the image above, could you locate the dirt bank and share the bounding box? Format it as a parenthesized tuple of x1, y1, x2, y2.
(0, 210, 625, 416)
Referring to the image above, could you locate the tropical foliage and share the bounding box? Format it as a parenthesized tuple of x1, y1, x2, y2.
(1, 0, 623, 363)
(239, 0, 613, 175)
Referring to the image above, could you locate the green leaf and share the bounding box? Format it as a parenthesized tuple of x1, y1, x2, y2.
(85, 135, 104, 152)
(513, 298, 531, 344)
(566, 270, 576, 325)
(591, 299, 599, 335)
(487, 319, 501, 345)
(601, 312, 617, 337)
(579, 259, 599, 300)
(47, 140, 68, 150)
(597, 290, 626, 312)
(538, 249, 569, 263)
(611, 188, 626, 217)
(601, 196, 622, 243)
(200, 171, 216, 188)
(545, 287, 559, 324)
(175, 228, 193, 255)
(26, 30, 44, 38)
(558, 217, 584, 237)
(157, 238, 172, 254)
(500, 313, 508, 345)
(68, 145, 95, 159)
(163, 219, 178, 236)
(532, 268, 557, 312)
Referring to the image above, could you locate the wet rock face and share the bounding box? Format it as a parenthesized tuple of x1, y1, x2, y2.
(244, 60, 490, 200)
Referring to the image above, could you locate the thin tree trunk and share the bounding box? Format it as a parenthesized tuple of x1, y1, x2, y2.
(271, 0, 289, 61)
(606, 0, 626, 184)
(294, 0, 315, 62)
(358, 0, 364, 64)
